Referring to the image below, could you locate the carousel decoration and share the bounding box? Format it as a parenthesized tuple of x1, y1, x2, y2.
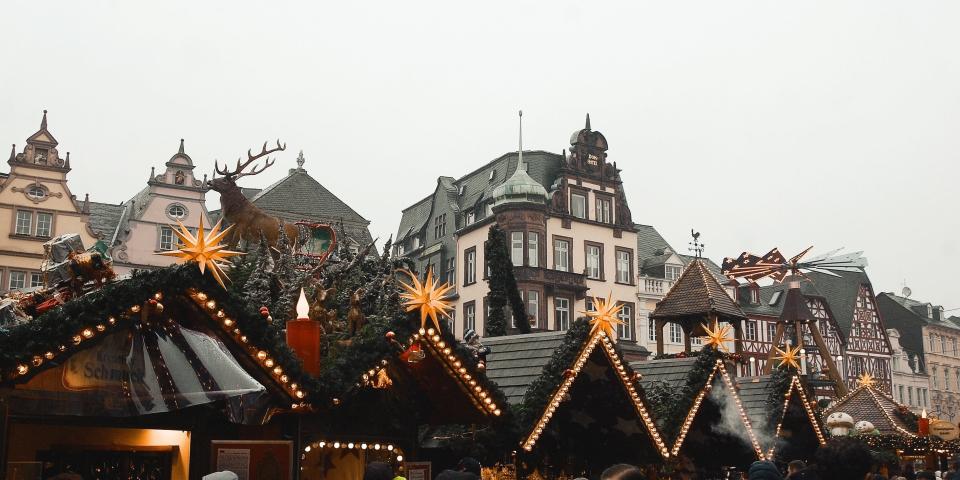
(722, 245, 868, 396)
(157, 217, 243, 289)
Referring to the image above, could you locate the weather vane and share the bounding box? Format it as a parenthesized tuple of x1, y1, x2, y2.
(688, 229, 704, 258)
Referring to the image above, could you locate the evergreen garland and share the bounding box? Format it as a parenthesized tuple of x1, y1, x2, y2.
(244, 233, 276, 311)
(645, 345, 725, 442)
(484, 225, 530, 336)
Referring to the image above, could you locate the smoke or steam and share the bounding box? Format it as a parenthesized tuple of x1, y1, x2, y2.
(709, 383, 782, 452)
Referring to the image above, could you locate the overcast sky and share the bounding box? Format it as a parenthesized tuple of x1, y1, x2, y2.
(2, 1, 957, 310)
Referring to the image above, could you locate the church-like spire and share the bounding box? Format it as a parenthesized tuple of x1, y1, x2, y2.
(40, 110, 48, 130)
(585, 113, 591, 131)
(178, 138, 185, 154)
(517, 110, 524, 171)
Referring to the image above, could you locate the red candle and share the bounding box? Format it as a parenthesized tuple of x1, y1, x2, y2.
(286, 289, 322, 377)
(919, 409, 930, 436)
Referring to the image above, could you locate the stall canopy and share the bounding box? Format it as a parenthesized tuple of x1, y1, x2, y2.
(737, 374, 826, 460)
(824, 381, 916, 437)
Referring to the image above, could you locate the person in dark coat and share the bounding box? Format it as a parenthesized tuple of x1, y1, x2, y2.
(812, 437, 873, 480)
(364, 462, 394, 480)
(748, 461, 783, 480)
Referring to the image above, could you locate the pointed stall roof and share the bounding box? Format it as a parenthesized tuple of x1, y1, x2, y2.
(651, 259, 747, 323)
(737, 374, 826, 458)
(824, 383, 916, 437)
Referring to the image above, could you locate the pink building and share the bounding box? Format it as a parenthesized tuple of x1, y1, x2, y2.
(89, 140, 211, 274)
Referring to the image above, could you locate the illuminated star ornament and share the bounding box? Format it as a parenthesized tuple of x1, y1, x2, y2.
(772, 344, 803, 370)
(584, 293, 625, 339)
(156, 218, 242, 289)
(857, 372, 876, 388)
(399, 269, 454, 332)
(700, 320, 733, 352)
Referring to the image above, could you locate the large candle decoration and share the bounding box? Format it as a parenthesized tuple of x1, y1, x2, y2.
(286, 289, 322, 377)
(800, 348, 808, 375)
(919, 409, 930, 436)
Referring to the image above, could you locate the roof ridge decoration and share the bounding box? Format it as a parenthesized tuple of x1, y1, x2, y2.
(670, 358, 765, 459)
(520, 327, 669, 457)
(766, 375, 827, 457)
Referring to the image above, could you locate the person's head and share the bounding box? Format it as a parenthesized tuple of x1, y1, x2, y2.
(791, 469, 821, 480)
(789, 461, 807, 475)
(456, 457, 481, 476)
(748, 461, 783, 480)
(600, 464, 644, 480)
(364, 462, 393, 480)
(915, 471, 934, 479)
(813, 438, 873, 480)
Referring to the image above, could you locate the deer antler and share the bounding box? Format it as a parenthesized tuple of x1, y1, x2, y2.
(215, 139, 286, 179)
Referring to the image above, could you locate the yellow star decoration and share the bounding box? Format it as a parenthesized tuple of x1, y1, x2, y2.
(857, 372, 876, 388)
(583, 293, 625, 339)
(399, 269, 454, 332)
(156, 218, 243, 289)
(772, 344, 803, 370)
(700, 320, 733, 352)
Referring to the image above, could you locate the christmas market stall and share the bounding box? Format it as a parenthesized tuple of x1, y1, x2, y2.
(0, 228, 308, 480)
(484, 300, 669, 479)
(736, 369, 826, 462)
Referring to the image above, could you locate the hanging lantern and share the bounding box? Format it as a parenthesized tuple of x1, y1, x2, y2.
(286, 288, 322, 376)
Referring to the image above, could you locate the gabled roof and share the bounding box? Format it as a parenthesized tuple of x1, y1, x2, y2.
(876, 293, 930, 358)
(651, 259, 747, 323)
(798, 271, 874, 335)
(824, 384, 916, 437)
(251, 167, 372, 245)
(635, 224, 672, 262)
(737, 375, 826, 456)
(484, 331, 567, 405)
(87, 201, 125, 240)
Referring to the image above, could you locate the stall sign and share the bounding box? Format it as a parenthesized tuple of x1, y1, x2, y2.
(404, 462, 431, 480)
(930, 420, 959, 440)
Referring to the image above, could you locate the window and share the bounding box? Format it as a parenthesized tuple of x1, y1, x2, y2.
(396, 244, 405, 256)
(585, 297, 594, 312)
(586, 244, 602, 280)
(434, 214, 446, 239)
(464, 302, 476, 333)
(665, 265, 683, 281)
(30, 272, 43, 288)
(899, 385, 905, 404)
(571, 193, 587, 219)
(15, 210, 32, 235)
(8, 271, 26, 290)
(466, 212, 475, 225)
(527, 291, 539, 327)
(746, 321, 757, 341)
(445, 258, 456, 286)
(555, 297, 570, 331)
(167, 204, 187, 219)
(616, 249, 632, 284)
(511, 232, 524, 266)
(35, 212, 52, 237)
(767, 323, 778, 343)
(669, 323, 682, 344)
(954, 338, 958, 356)
(617, 303, 633, 341)
(751, 288, 761, 304)
(934, 367, 940, 389)
(946, 368, 951, 391)
(447, 309, 455, 333)
(924, 388, 929, 406)
(554, 238, 570, 272)
(27, 185, 46, 200)
(527, 233, 539, 268)
(648, 316, 657, 341)
(931, 334, 937, 352)
(595, 197, 612, 223)
(908, 387, 913, 406)
(942, 337, 947, 355)
(159, 226, 175, 251)
(464, 248, 476, 285)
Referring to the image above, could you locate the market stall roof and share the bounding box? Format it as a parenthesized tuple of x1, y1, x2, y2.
(737, 374, 826, 457)
(484, 331, 567, 405)
(651, 259, 747, 323)
(824, 383, 916, 437)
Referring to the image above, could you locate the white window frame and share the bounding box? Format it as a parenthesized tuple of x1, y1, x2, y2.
(595, 197, 612, 223)
(571, 193, 586, 219)
(554, 239, 569, 272)
(665, 265, 682, 281)
(29, 272, 43, 288)
(617, 304, 633, 341)
(669, 323, 682, 344)
(465, 250, 476, 284)
(586, 245, 601, 279)
(159, 226, 175, 251)
(167, 204, 187, 220)
(27, 185, 46, 200)
(555, 297, 570, 331)
(15, 210, 32, 235)
(528, 232, 539, 268)
(746, 321, 757, 341)
(511, 232, 524, 266)
(465, 303, 476, 332)
(8, 271, 26, 290)
(527, 290, 539, 327)
(648, 316, 657, 341)
(35, 212, 52, 238)
(616, 250, 631, 283)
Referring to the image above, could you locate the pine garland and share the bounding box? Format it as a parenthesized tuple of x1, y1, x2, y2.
(646, 345, 725, 442)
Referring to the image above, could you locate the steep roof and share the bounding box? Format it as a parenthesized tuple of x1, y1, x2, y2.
(737, 375, 826, 451)
(635, 224, 672, 261)
(396, 150, 563, 242)
(483, 331, 567, 405)
(651, 259, 747, 322)
(799, 271, 876, 335)
(876, 293, 929, 357)
(251, 167, 372, 245)
(87, 201, 125, 240)
(824, 385, 915, 437)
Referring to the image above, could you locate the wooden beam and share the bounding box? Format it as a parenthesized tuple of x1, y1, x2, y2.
(808, 321, 848, 397)
(764, 322, 786, 375)
(655, 318, 666, 356)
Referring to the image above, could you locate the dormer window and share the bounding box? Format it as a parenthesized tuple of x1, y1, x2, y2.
(27, 185, 47, 200)
(751, 287, 761, 304)
(665, 265, 683, 281)
(166, 204, 187, 220)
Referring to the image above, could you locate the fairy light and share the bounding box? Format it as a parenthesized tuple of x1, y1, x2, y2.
(521, 330, 669, 458)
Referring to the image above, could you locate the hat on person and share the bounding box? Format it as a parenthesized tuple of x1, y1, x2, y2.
(748, 461, 783, 480)
(203, 472, 239, 480)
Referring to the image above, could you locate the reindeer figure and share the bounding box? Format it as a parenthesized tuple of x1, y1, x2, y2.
(207, 140, 301, 247)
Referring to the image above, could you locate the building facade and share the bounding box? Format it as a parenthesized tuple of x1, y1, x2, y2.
(88, 140, 212, 274)
(885, 328, 930, 413)
(0, 111, 99, 291)
(398, 116, 640, 343)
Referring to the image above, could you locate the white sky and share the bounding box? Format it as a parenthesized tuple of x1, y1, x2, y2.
(2, 1, 958, 310)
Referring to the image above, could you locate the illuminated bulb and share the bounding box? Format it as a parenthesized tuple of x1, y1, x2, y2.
(296, 390, 305, 399)
(206, 300, 216, 310)
(438, 341, 446, 349)
(427, 328, 435, 336)
(280, 375, 289, 383)
(290, 383, 298, 390)
(58, 345, 66, 352)
(108, 317, 116, 325)
(154, 292, 163, 300)
(82, 328, 94, 338)
(96, 324, 105, 332)
(273, 366, 283, 375)
(265, 359, 275, 367)
(240, 336, 248, 343)
(418, 328, 426, 335)
(432, 335, 440, 342)
(347, 443, 354, 449)
(334, 442, 341, 448)
(361, 443, 367, 449)
(374, 444, 380, 450)
(217, 310, 226, 318)
(197, 292, 208, 301)
(257, 351, 268, 360)
(387, 445, 394, 451)
(32, 356, 42, 367)
(396, 455, 403, 462)
(319, 442, 326, 448)
(16, 364, 28, 375)
(443, 348, 451, 355)
(44, 351, 54, 360)
(223, 319, 234, 327)
(304, 446, 312, 452)
(72, 335, 82, 345)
